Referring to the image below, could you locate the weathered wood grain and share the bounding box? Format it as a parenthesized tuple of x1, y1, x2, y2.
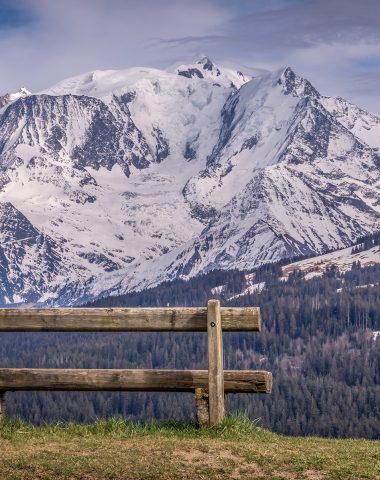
(0, 307, 261, 332)
(0, 369, 272, 393)
(207, 299, 225, 426)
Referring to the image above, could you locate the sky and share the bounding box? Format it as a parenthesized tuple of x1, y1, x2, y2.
(0, 0, 379, 113)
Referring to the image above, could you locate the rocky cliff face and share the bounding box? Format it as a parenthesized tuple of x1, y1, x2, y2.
(0, 57, 379, 305)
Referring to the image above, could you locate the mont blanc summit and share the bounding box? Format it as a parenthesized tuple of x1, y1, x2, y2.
(0, 57, 379, 305)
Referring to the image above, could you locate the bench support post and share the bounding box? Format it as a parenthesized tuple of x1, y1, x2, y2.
(0, 391, 5, 420)
(207, 299, 225, 426)
(195, 388, 209, 427)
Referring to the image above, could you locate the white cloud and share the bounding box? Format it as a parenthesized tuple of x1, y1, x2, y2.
(0, 0, 231, 92)
(0, 0, 379, 114)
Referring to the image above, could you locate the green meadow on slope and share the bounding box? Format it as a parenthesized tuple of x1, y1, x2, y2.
(0, 416, 378, 480)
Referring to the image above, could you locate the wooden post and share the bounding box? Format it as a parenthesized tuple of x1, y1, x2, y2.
(194, 388, 209, 427)
(0, 391, 5, 420)
(207, 299, 224, 426)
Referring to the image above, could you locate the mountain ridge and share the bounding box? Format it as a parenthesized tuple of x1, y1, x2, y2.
(0, 58, 379, 305)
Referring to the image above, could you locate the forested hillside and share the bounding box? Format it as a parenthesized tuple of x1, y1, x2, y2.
(1, 259, 379, 439)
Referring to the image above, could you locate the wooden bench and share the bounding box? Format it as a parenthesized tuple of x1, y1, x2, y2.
(0, 300, 272, 426)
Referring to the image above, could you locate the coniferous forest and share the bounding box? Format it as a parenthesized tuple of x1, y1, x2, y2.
(0, 261, 379, 439)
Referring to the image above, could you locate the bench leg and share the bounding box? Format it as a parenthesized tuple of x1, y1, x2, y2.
(207, 299, 225, 426)
(195, 388, 209, 427)
(0, 391, 5, 421)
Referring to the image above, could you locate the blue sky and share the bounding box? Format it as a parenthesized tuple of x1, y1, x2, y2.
(0, 0, 379, 113)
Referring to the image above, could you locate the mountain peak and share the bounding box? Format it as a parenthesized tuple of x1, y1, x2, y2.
(18, 87, 31, 96)
(173, 57, 251, 89)
(277, 66, 319, 99)
(196, 56, 215, 71)
(0, 87, 31, 109)
(9, 87, 31, 100)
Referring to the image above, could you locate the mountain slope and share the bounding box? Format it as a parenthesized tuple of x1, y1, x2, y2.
(0, 58, 379, 305)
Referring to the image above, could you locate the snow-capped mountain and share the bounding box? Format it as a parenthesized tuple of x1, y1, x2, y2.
(0, 57, 379, 305)
(0, 87, 31, 109)
(173, 56, 252, 88)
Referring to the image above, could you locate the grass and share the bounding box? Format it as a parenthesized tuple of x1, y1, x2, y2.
(0, 414, 378, 479)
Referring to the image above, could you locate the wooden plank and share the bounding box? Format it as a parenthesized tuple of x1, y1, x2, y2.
(0, 307, 261, 332)
(0, 369, 272, 393)
(207, 299, 225, 426)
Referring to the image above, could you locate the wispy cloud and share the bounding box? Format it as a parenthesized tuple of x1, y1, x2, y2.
(153, 35, 227, 46)
(0, 0, 379, 113)
(0, 0, 231, 92)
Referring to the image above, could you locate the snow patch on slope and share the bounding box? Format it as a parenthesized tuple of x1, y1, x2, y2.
(281, 245, 380, 280)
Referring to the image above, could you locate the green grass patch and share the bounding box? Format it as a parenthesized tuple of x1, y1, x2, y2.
(0, 414, 378, 479)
